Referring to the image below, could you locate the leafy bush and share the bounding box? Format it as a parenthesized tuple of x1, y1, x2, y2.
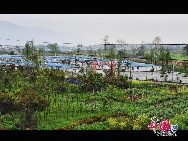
(107, 116, 132, 130)
(170, 112, 188, 130)
(131, 80, 154, 88)
(0, 92, 21, 114)
(75, 121, 109, 130)
(115, 75, 130, 89)
(48, 69, 65, 81)
(0, 113, 20, 129)
(132, 114, 150, 130)
(78, 71, 106, 92)
(15, 88, 49, 111)
(0, 88, 49, 130)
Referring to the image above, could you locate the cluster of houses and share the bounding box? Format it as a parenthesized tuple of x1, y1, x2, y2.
(0, 55, 32, 67)
(0, 55, 162, 73)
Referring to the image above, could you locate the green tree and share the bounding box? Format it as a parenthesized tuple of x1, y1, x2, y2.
(165, 48, 171, 72)
(22, 41, 34, 61)
(33, 48, 43, 68)
(78, 70, 105, 92)
(183, 45, 188, 55)
(152, 36, 162, 64)
(98, 48, 103, 58)
(105, 45, 117, 76)
(76, 47, 81, 55)
(150, 48, 155, 64)
(117, 50, 124, 76)
(136, 46, 145, 56)
(144, 52, 151, 63)
(76, 44, 83, 55)
(9, 51, 14, 55)
(22, 41, 41, 68)
(108, 45, 116, 59)
(159, 47, 166, 74)
(131, 48, 137, 56)
(158, 47, 171, 74)
(47, 43, 59, 56)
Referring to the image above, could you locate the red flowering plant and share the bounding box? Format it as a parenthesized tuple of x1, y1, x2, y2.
(147, 115, 178, 136)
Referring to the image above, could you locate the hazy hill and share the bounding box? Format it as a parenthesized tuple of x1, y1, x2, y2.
(0, 20, 83, 46)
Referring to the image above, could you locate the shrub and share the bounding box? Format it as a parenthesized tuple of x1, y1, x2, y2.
(133, 114, 150, 130)
(115, 75, 130, 89)
(75, 121, 109, 130)
(78, 71, 106, 92)
(107, 116, 132, 130)
(15, 89, 49, 129)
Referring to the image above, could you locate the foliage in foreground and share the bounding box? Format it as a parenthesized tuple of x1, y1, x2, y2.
(1, 65, 188, 130)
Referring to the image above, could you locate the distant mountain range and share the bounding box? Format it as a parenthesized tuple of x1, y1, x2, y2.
(0, 20, 84, 46)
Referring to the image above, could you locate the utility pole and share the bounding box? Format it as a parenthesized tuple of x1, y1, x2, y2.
(172, 63, 174, 83)
(170, 58, 177, 83)
(102, 35, 110, 53)
(43, 42, 49, 68)
(129, 61, 132, 79)
(151, 44, 153, 64)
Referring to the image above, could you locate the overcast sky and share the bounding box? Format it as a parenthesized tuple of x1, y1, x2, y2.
(0, 14, 188, 45)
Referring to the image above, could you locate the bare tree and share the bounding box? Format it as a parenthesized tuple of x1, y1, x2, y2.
(152, 36, 162, 64)
(102, 35, 110, 44)
(116, 39, 127, 50)
(102, 35, 110, 52)
(153, 36, 162, 51)
(116, 39, 127, 45)
(116, 39, 127, 77)
(116, 39, 127, 57)
(153, 36, 161, 44)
